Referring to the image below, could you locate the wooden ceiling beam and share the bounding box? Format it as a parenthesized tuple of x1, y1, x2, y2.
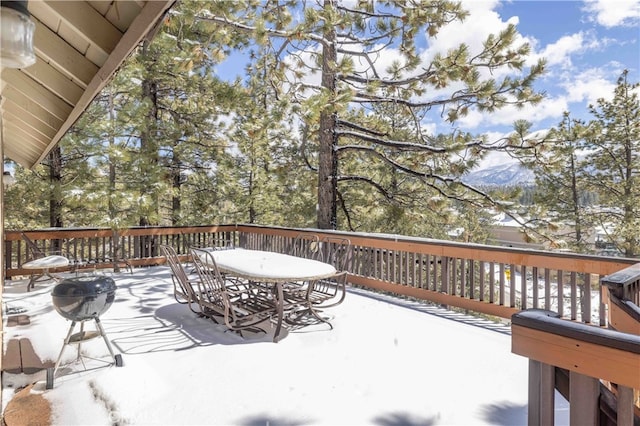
(0, 86, 64, 131)
(3, 106, 57, 140)
(32, 19, 98, 88)
(21, 59, 84, 107)
(1, 69, 73, 122)
(32, 1, 122, 58)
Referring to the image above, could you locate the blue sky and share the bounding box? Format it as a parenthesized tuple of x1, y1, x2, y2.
(214, 0, 639, 156)
(488, 0, 639, 127)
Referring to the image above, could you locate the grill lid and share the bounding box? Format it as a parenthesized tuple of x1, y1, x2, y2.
(51, 276, 117, 321)
(52, 276, 117, 297)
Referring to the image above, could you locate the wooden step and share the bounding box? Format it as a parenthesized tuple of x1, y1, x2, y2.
(6, 315, 30, 327)
(2, 338, 52, 374)
(3, 339, 22, 374)
(20, 338, 53, 374)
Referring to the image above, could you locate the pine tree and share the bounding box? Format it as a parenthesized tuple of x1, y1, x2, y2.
(583, 70, 639, 257)
(196, 0, 545, 230)
(514, 115, 593, 252)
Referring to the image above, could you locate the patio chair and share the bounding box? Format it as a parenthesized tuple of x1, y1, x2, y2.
(306, 236, 352, 309)
(284, 237, 352, 328)
(159, 244, 204, 316)
(190, 248, 277, 335)
(288, 233, 321, 260)
(21, 233, 70, 291)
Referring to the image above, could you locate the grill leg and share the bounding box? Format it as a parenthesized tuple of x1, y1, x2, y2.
(47, 320, 77, 389)
(94, 317, 121, 366)
(46, 317, 123, 389)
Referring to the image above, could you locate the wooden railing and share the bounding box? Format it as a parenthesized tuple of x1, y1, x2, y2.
(512, 262, 640, 425)
(4, 224, 638, 325)
(601, 264, 640, 335)
(512, 309, 639, 425)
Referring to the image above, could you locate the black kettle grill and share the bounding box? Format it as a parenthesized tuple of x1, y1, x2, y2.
(47, 276, 123, 389)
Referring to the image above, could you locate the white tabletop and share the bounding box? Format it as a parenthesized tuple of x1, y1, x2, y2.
(22, 255, 69, 270)
(202, 248, 336, 282)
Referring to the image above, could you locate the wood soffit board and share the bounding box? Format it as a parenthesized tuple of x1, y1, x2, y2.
(1, 0, 176, 169)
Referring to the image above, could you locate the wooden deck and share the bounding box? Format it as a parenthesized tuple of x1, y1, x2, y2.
(3, 315, 53, 375)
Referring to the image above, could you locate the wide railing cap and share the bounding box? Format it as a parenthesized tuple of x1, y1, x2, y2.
(512, 309, 640, 354)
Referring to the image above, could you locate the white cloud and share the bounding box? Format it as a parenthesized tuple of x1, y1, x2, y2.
(560, 67, 619, 104)
(457, 95, 568, 129)
(537, 33, 586, 68)
(583, 0, 640, 27)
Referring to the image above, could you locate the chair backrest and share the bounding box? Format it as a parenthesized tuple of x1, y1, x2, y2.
(190, 248, 228, 308)
(160, 244, 196, 299)
(21, 232, 44, 259)
(319, 237, 352, 271)
(289, 234, 321, 260)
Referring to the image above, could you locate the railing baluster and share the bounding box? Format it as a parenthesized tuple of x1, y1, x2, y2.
(583, 273, 592, 323)
(532, 267, 539, 309)
(499, 263, 505, 305)
(544, 268, 551, 311)
(521, 265, 527, 310)
(489, 262, 495, 303)
(479, 261, 485, 302)
(557, 270, 564, 317)
(571, 272, 578, 320)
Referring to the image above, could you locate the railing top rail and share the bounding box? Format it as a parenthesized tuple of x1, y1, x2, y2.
(5, 225, 239, 241)
(232, 224, 638, 275)
(601, 263, 640, 289)
(512, 309, 640, 354)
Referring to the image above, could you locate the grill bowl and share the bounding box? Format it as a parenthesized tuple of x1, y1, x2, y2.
(51, 276, 117, 321)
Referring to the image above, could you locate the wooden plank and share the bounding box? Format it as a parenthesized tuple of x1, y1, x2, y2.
(607, 298, 640, 335)
(615, 385, 635, 426)
(1, 69, 73, 121)
(3, 339, 22, 373)
(1, 90, 62, 131)
(6, 315, 31, 327)
(569, 371, 599, 426)
(22, 59, 84, 106)
(37, 1, 122, 57)
(31, 18, 98, 87)
(528, 360, 555, 426)
(19, 338, 52, 374)
(3, 106, 57, 140)
(511, 325, 640, 389)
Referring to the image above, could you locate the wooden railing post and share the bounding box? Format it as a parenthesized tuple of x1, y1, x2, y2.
(512, 309, 640, 425)
(569, 371, 599, 426)
(528, 359, 555, 425)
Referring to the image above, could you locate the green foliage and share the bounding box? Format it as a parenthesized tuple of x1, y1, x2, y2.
(6, 0, 550, 248)
(514, 71, 639, 257)
(583, 70, 640, 257)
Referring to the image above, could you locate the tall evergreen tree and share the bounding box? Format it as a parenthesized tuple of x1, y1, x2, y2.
(514, 115, 593, 252)
(583, 70, 639, 257)
(197, 0, 545, 230)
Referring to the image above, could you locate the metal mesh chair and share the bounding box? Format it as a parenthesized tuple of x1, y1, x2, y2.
(21, 232, 70, 291)
(160, 244, 206, 317)
(190, 248, 277, 335)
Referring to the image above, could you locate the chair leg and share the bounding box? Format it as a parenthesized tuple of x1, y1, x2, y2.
(26, 274, 41, 292)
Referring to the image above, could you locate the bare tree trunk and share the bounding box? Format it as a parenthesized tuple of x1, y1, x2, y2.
(317, 0, 338, 230)
(171, 150, 181, 226)
(49, 146, 63, 228)
(138, 39, 160, 230)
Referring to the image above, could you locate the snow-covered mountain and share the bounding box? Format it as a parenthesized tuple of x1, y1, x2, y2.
(462, 162, 534, 187)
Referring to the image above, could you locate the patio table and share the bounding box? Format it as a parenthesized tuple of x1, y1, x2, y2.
(201, 248, 337, 342)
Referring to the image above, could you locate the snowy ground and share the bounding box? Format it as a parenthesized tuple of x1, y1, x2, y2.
(2, 267, 569, 425)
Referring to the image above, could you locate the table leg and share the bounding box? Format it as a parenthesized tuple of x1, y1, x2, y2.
(273, 282, 285, 343)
